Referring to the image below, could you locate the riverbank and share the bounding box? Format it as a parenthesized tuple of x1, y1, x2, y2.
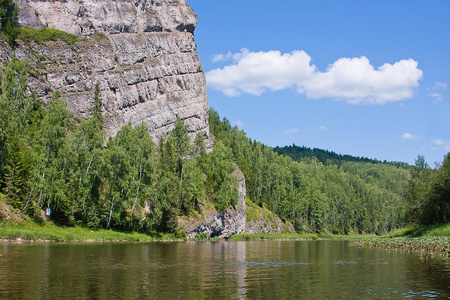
(353, 223, 450, 257)
(2, 219, 449, 255)
(0, 220, 372, 243)
(0, 221, 182, 243)
(227, 233, 374, 241)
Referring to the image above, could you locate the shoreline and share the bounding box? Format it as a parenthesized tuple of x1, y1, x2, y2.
(1, 222, 449, 259)
(0, 238, 184, 243)
(2, 235, 449, 258)
(353, 236, 450, 258)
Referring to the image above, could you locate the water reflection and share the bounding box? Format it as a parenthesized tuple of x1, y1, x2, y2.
(0, 240, 449, 299)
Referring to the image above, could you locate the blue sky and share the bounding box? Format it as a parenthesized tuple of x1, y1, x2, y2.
(187, 0, 450, 166)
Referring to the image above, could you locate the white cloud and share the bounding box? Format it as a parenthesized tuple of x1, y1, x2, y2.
(318, 126, 327, 131)
(206, 49, 423, 105)
(402, 132, 418, 139)
(428, 81, 447, 103)
(429, 92, 443, 103)
(283, 128, 299, 134)
(211, 51, 233, 63)
(432, 139, 450, 151)
(232, 120, 244, 128)
(207, 49, 314, 97)
(435, 82, 448, 89)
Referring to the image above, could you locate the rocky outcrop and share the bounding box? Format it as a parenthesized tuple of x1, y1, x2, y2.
(178, 166, 294, 238)
(245, 217, 293, 234)
(5, 0, 210, 143)
(180, 168, 247, 239)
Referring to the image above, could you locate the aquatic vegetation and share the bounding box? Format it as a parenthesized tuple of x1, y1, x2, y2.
(354, 236, 450, 257)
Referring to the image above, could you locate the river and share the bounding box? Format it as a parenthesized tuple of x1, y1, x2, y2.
(1, 240, 449, 299)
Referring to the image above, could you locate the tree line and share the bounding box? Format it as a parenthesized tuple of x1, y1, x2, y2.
(273, 144, 410, 169)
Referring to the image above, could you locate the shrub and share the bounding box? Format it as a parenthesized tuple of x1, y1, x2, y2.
(17, 27, 80, 45)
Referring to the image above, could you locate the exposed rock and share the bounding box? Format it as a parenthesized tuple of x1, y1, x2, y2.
(6, 0, 210, 144)
(245, 216, 293, 235)
(243, 195, 295, 235)
(180, 167, 247, 239)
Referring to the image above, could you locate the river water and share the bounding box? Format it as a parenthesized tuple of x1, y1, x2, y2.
(0, 240, 449, 299)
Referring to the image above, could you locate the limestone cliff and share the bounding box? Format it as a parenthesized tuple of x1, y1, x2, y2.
(4, 0, 210, 143)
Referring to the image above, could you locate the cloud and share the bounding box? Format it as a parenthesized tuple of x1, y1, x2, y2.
(318, 126, 327, 131)
(432, 139, 450, 151)
(283, 128, 299, 134)
(212, 51, 233, 63)
(207, 49, 314, 97)
(428, 81, 447, 103)
(402, 132, 418, 139)
(232, 120, 244, 128)
(206, 49, 423, 104)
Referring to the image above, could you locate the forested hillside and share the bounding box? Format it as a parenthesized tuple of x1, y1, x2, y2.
(1, 53, 448, 236)
(209, 110, 409, 234)
(274, 144, 410, 169)
(211, 111, 449, 232)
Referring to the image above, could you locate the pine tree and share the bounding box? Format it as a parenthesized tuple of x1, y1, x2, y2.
(91, 83, 103, 129)
(0, 0, 19, 47)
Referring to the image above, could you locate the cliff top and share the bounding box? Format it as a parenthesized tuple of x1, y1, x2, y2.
(17, 0, 197, 36)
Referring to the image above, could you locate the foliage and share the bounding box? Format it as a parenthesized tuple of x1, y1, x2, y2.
(274, 144, 410, 168)
(389, 223, 450, 238)
(405, 153, 450, 225)
(17, 27, 80, 45)
(354, 236, 450, 257)
(0, 0, 19, 46)
(0, 77, 238, 235)
(0, 220, 183, 241)
(209, 108, 410, 235)
(91, 83, 103, 128)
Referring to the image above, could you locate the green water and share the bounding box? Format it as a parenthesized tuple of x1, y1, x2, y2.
(0, 240, 449, 299)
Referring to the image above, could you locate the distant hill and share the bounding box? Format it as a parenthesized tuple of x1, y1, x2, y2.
(273, 144, 410, 169)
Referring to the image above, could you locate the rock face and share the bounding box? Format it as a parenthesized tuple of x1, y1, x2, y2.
(8, 0, 210, 143)
(180, 168, 247, 239)
(245, 217, 292, 235)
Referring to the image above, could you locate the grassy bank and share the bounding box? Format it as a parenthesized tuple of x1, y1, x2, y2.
(354, 223, 450, 257)
(0, 221, 181, 242)
(389, 222, 450, 237)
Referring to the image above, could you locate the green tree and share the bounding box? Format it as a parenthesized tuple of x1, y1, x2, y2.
(63, 117, 104, 223)
(170, 118, 191, 210)
(31, 91, 72, 224)
(406, 155, 433, 224)
(208, 141, 238, 213)
(0, 0, 19, 46)
(0, 54, 31, 188)
(422, 152, 450, 224)
(91, 83, 103, 129)
(3, 137, 31, 210)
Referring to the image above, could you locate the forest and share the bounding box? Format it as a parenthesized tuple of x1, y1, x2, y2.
(273, 144, 410, 168)
(1, 52, 449, 236)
